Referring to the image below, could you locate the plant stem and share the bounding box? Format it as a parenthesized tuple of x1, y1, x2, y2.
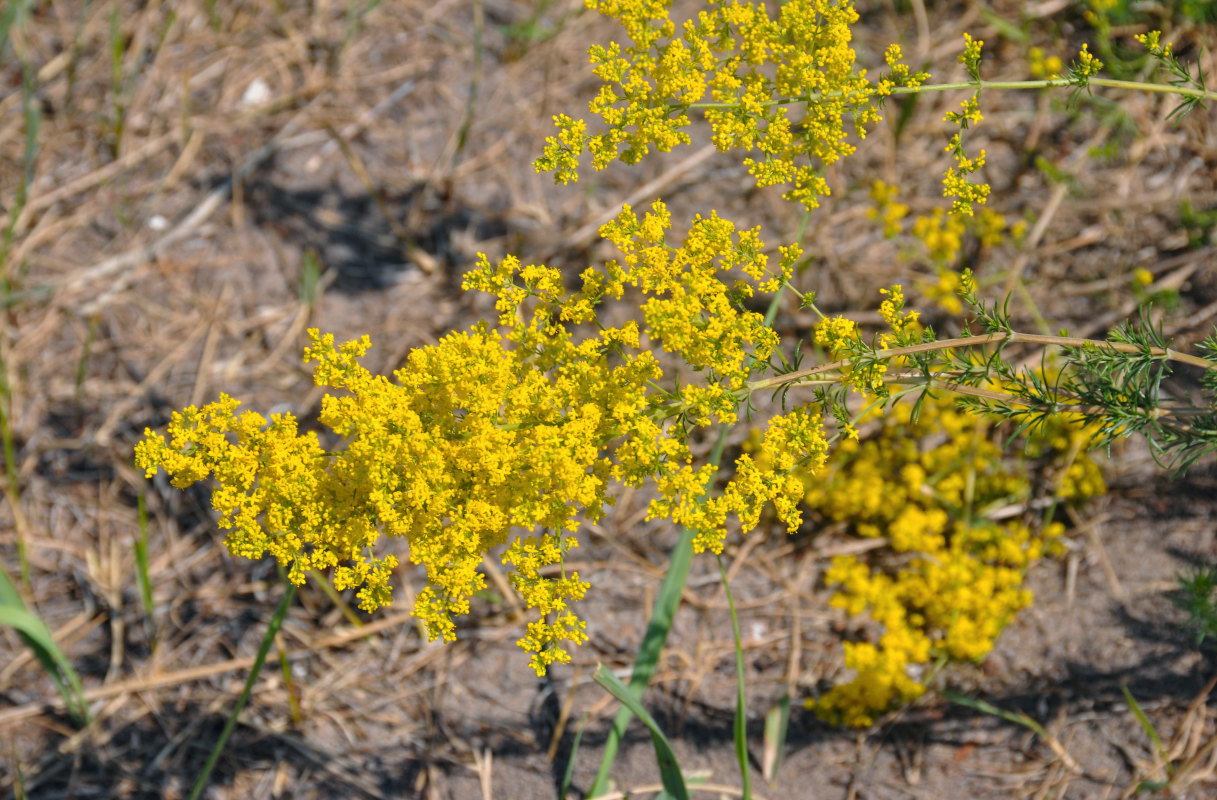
(891, 77, 1216, 101)
(717, 553, 751, 800)
(682, 75, 1217, 113)
(748, 330, 1217, 394)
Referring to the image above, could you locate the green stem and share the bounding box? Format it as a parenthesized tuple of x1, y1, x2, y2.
(716, 553, 751, 800)
(683, 76, 1217, 112)
(748, 330, 1217, 394)
(893, 77, 1216, 99)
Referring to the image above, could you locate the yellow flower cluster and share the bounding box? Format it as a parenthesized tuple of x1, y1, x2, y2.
(793, 398, 1105, 726)
(138, 326, 612, 675)
(937, 35, 991, 216)
(1019, 412, 1108, 502)
(911, 206, 1017, 314)
(137, 204, 825, 675)
(866, 179, 909, 238)
(590, 201, 826, 552)
(596, 200, 799, 402)
(813, 285, 922, 400)
(959, 32, 984, 76)
(653, 405, 829, 553)
(922, 267, 965, 315)
(865, 178, 1024, 314)
(1135, 30, 1172, 60)
(876, 44, 928, 97)
(1073, 44, 1104, 80)
(537, 0, 905, 210)
(942, 135, 990, 216)
(814, 315, 887, 398)
(876, 285, 920, 347)
(912, 207, 967, 264)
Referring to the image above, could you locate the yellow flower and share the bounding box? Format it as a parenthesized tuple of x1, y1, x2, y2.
(792, 396, 1103, 725)
(538, 0, 884, 210)
(139, 202, 819, 674)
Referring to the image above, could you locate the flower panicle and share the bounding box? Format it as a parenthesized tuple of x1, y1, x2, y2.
(536, 0, 883, 210)
(138, 204, 816, 674)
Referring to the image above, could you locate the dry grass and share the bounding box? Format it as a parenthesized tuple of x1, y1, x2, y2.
(3, 0, 1217, 798)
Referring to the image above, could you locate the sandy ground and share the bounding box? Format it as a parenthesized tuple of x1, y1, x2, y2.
(2, 0, 1217, 797)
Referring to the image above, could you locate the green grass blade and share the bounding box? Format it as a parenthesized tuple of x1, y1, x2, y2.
(941, 690, 1048, 737)
(587, 427, 730, 797)
(976, 5, 1027, 44)
(559, 712, 590, 798)
(2, 44, 41, 280)
(275, 634, 301, 726)
(307, 567, 363, 629)
(1122, 686, 1168, 762)
(587, 524, 694, 797)
(133, 491, 157, 652)
(593, 664, 688, 800)
(942, 690, 1082, 774)
(0, 564, 90, 725)
(300, 249, 321, 306)
(716, 554, 751, 798)
(72, 315, 99, 400)
(0, 48, 43, 591)
(187, 582, 297, 800)
(762, 693, 790, 784)
(12, 748, 26, 800)
(0, 0, 41, 61)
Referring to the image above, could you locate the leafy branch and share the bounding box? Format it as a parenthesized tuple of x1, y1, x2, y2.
(747, 281, 1217, 474)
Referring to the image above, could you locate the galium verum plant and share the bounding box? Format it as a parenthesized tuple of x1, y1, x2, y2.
(137, 201, 826, 677)
(138, 0, 1217, 722)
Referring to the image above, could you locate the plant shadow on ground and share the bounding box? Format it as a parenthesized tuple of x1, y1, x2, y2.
(18, 707, 426, 800)
(238, 156, 514, 294)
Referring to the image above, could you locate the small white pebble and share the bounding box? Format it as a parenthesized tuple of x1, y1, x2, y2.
(241, 77, 271, 108)
(148, 214, 168, 231)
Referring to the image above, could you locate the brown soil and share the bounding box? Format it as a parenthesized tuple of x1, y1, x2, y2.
(2, 1, 1217, 798)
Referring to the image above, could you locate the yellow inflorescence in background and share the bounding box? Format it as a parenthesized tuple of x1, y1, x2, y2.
(867, 180, 1026, 315)
(774, 398, 1106, 726)
(1028, 46, 1064, 79)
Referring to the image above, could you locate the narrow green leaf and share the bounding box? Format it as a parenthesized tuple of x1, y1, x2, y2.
(559, 712, 590, 799)
(134, 491, 157, 652)
(0, 565, 90, 724)
(300, 249, 320, 306)
(1122, 686, 1167, 762)
(976, 5, 1027, 43)
(941, 690, 1047, 738)
(587, 426, 730, 797)
(593, 665, 688, 800)
(717, 554, 751, 799)
(587, 525, 693, 797)
(0, 1, 42, 61)
(188, 582, 297, 800)
(762, 694, 790, 784)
